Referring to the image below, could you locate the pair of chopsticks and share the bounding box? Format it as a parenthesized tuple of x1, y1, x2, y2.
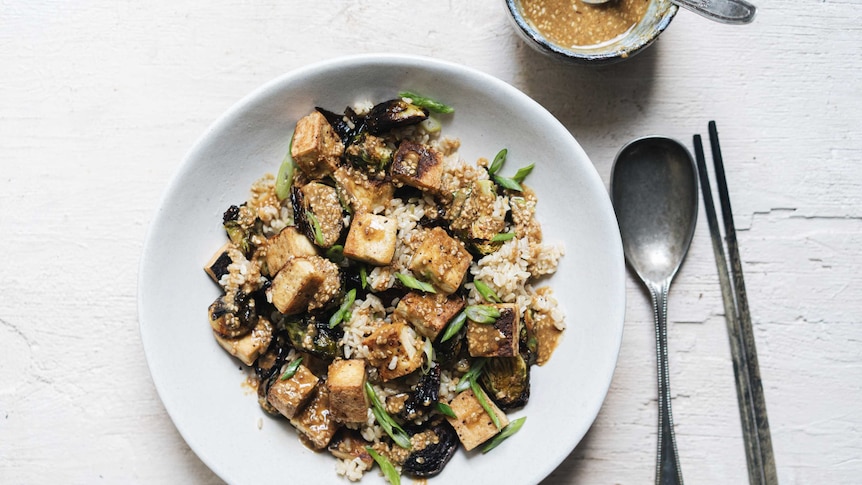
(693, 122, 778, 485)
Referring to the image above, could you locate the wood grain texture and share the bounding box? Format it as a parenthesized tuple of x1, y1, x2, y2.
(1, 0, 860, 483)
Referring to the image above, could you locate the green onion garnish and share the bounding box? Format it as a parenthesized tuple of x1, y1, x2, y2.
(359, 265, 368, 289)
(492, 174, 523, 192)
(465, 305, 501, 324)
(455, 358, 486, 393)
(471, 378, 502, 429)
(488, 148, 507, 175)
(365, 382, 412, 449)
(473, 280, 502, 303)
(365, 446, 401, 485)
(395, 272, 436, 293)
(421, 338, 435, 374)
(511, 163, 534, 184)
(279, 357, 303, 381)
(490, 232, 516, 242)
(482, 416, 526, 453)
(329, 288, 357, 328)
(326, 244, 344, 263)
(275, 145, 295, 201)
(436, 402, 457, 418)
(439, 310, 467, 343)
(305, 211, 325, 246)
(398, 91, 454, 114)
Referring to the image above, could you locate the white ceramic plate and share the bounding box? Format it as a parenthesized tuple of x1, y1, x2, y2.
(139, 54, 625, 485)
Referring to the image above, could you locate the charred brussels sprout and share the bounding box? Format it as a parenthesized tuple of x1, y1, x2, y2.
(282, 315, 342, 360)
(480, 355, 530, 410)
(345, 133, 393, 171)
(223, 204, 240, 223)
(402, 419, 460, 478)
(365, 99, 428, 135)
(222, 204, 264, 258)
(401, 364, 441, 420)
(208, 291, 258, 338)
(468, 240, 504, 257)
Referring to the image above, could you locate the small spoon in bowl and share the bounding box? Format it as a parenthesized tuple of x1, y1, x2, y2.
(611, 136, 698, 485)
(581, 0, 757, 25)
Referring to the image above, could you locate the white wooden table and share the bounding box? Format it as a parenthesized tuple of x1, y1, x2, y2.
(2, 1, 860, 483)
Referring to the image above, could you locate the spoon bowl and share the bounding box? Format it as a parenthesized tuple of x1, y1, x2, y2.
(611, 136, 698, 485)
(612, 137, 699, 283)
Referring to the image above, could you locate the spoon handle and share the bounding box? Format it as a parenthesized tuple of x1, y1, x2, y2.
(672, 0, 757, 25)
(648, 280, 684, 485)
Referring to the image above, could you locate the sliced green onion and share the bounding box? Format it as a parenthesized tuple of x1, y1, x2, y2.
(398, 91, 454, 114)
(421, 338, 435, 374)
(488, 148, 507, 175)
(365, 446, 401, 485)
(305, 211, 325, 246)
(279, 357, 303, 381)
(490, 231, 515, 242)
(365, 382, 412, 449)
(465, 305, 501, 324)
(395, 272, 436, 293)
(336, 187, 354, 215)
(473, 280, 502, 303)
(511, 163, 535, 184)
(471, 378, 502, 429)
(359, 265, 368, 289)
(325, 244, 345, 263)
(455, 358, 486, 393)
(329, 288, 357, 328)
(492, 174, 523, 192)
(435, 402, 457, 418)
(439, 310, 467, 343)
(482, 416, 526, 453)
(275, 153, 295, 201)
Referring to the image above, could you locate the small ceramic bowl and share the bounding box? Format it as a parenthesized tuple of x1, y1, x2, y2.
(504, 0, 678, 65)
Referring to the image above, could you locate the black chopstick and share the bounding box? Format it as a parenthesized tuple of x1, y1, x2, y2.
(694, 123, 777, 485)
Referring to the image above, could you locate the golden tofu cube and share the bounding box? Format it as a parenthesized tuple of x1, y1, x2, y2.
(343, 213, 397, 266)
(212, 317, 273, 366)
(265, 226, 317, 276)
(291, 110, 343, 179)
(204, 242, 233, 285)
(362, 321, 424, 381)
(408, 227, 472, 295)
(267, 364, 319, 419)
(466, 303, 520, 358)
(327, 359, 369, 424)
(307, 255, 342, 312)
(290, 385, 342, 450)
(394, 292, 465, 340)
(333, 166, 395, 214)
(445, 388, 509, 451)
(270, 257, 322, 315)
(299, 182, 344, 249)
(391, 140, 444, 194)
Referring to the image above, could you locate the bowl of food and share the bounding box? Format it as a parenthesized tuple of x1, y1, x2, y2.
(139, 54, 625, 484)
(504, 0, 678, 64)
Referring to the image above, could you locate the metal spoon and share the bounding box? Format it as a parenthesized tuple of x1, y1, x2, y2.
(611, 136, 698, 485)
(581, 0, 757, 25)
